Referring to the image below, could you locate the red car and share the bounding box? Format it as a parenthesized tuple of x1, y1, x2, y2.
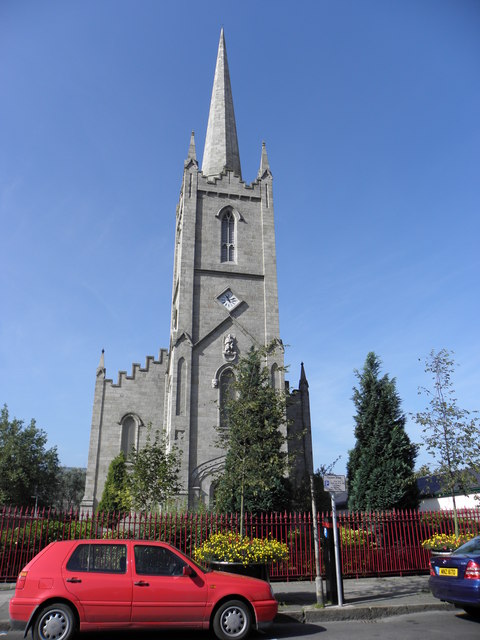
(9, 539, 278, 640)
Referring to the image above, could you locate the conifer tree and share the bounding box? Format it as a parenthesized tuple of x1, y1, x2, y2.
(96, 451, 131, 515)
(347, 353, 418, 511)
(214, 344, 290, 520)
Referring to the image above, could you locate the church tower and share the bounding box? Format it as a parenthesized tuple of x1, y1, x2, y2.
(81, 30, 312, 513)
(165, 29, 285, 506)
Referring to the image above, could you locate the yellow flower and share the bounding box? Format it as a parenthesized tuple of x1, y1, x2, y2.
(194, 533, 289, 566)
(422, 533, 473, 552)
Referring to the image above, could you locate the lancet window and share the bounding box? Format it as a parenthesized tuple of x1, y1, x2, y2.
(221, 209, 235, 262)
(219, 368, 235, 430)
(176, 357, 185, 416)
(121, 415, 137, 457)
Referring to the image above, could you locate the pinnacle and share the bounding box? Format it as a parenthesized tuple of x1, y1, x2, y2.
(299, 362, 309, 389)
(258, 141, 272, 178)
(97, 349, 105, 376)
(187, 131, 197, 161)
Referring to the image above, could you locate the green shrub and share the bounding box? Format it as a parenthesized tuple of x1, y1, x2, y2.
(340, 526, 375, 548)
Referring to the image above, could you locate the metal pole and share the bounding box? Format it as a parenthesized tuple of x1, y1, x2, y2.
(310, 475, 324, 606)
(330, 492, 343, 606)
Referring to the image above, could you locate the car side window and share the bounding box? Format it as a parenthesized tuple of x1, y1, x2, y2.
(134, 545, 186, 576)
(67, 544, 127, 574)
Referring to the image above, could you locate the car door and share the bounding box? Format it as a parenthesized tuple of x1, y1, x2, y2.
(131, 543, 207, 624)
(62, 542, 132, 623)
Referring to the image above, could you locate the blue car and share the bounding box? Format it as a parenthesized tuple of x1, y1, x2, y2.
(429, 535, 480, 618)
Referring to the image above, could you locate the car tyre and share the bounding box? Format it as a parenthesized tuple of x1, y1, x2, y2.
(213, 599, 251, 640)
(33, 603, 76, 640)
(463, 606, 480, 619)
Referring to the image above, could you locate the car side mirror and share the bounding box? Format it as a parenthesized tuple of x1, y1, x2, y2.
(183, 565, 196, 577)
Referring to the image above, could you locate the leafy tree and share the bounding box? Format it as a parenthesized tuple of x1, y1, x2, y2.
(52, 467, 87, 511)
(129, 427, 181, 513)
(347, 353, 419, 511)
(415, 349, 480, 536)
(0, 404, 60, 507)
(97, 452, 131, 515)
(214, 344, 290, 523)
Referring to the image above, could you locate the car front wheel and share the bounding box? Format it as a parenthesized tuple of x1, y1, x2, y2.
(213, 599, 252, 640)
(33, 603, 76, 640)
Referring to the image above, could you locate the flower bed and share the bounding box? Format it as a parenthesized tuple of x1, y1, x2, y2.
(422, 533, 474, 553)
(193, 532, 289, 566)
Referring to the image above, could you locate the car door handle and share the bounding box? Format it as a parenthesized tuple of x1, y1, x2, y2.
(66, 578, 82, 583)
(134, 580, 150, 587)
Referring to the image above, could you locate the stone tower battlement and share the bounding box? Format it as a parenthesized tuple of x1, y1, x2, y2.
(198, 169, 264, 191)
(107, 349, 169, 388)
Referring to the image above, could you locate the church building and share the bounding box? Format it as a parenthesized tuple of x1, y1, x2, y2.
(81, 30, 313, 512)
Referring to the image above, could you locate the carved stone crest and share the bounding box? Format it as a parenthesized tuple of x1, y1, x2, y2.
(223, 333, 237, 361)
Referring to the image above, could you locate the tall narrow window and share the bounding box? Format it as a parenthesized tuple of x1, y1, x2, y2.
(271, 363, 280, 390)
(176, 358, 185, 416)
(221, 210, 235, 262)
(219, 368, 235, 430)
(121, 416, 136, 456)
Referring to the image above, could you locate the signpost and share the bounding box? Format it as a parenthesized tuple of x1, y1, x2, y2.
(323, 474, 345, 606)
(323, 474, 346, 493)
(310, 475, 324, 606)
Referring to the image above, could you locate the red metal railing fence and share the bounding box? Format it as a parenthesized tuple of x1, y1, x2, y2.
(1, 506, 479, 582)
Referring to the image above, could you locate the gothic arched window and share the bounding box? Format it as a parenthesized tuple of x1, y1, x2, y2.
(221, 209, 235, 263)
(121, 415, 137, 457)
(271, 363, 280, 390)
(219, 368, 235, 430)
(176, 357, 185, 416)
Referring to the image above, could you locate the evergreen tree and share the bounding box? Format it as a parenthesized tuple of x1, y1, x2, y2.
(415, 349, 480, 536)
(347, 353, 418, 511)
(214, 344, 290, 520)
(96, 451, 131, 515)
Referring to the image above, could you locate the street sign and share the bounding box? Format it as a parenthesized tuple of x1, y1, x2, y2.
(323, 474, 346, 493)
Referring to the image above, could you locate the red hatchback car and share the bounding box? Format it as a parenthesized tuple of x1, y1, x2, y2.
(9, 539, 278, 640)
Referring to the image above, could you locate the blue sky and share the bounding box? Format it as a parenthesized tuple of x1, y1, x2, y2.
(1, 0, 479, 477)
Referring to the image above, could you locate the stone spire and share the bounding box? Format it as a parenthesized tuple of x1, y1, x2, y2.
(202, 29, 242, 179)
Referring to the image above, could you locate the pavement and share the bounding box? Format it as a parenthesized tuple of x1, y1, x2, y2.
(271, 574, 454, 623)
(0, 574, 454, 631)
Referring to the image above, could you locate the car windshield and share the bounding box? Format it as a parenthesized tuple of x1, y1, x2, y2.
(453, 536, 480, 555)
(167, 546, 211, 574)
(186, 554, 211, 573)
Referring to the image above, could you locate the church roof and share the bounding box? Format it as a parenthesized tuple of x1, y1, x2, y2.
(201, 29, 242, 180)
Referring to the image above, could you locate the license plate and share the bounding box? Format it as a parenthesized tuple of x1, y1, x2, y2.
(439, 567, 458, 577)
